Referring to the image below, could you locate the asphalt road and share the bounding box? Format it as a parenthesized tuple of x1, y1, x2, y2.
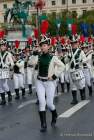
(0, 82, 94, 140)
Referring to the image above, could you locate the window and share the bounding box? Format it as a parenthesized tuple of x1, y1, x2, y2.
(32, 2, 35, 6)
(72, 0, 76, 4)
(3, 4, 7, 9)
(83, 10, 87, 14)
(62, 0, 66, 4)
(82, 0, 87, 3)
(72, 11, 77, 18)
(52, 1, 56, 6)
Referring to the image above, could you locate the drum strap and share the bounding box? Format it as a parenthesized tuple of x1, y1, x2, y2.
(0, 52, 8, 68)
(71, 49, 81, 64)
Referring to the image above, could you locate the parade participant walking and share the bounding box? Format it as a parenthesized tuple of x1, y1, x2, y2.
(35, 35, 65, 132)
(0, 39, 14, 105)
(69, 36, 87, 105)
(82, 42, 93, 97)
(13, 49, 25, 100)
(24, 46, 34, 94)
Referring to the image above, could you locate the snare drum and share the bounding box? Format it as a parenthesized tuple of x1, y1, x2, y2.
(70, 69, 84, 81)
(0, 69, 10, 79)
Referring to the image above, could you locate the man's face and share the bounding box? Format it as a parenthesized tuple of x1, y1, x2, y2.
(72, 42, 78, 49)
(82, 47, 87, 53)
(0, 44, 7, 52)
(41, 43, 49, 53)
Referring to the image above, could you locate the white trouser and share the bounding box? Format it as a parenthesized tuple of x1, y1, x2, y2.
(13, 73, 24, 89)
(36, 79, 56, 111)
(26, 67, 34, 85)
(0, 79, 9, 93)
(83, 68, 91, 87)
(60, 72, 65, 83)
(33, 70, 38, 87)
(64, 71, 70, 83)
(69, 69, 85, 91)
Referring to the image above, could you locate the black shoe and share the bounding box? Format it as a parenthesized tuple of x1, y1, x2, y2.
(7, 91, 12, 102)
(51, 109, 58, 128)
(0, 100, 6, 105)
(71, 100, 78, 105)
(22, 88, 25, 98)
(88, 86, 92, 97)
(15, 89, 20, 100)
(71, 90, 78, 105)
(80, 88, 86, 100)
(35, 100, 39, 105)
(28, 84, 32, 95)
(66, 82, 70, 93)
(0, 93, 6, 105)
(39, 111, 47, 133)
(61, 83, 64, 93)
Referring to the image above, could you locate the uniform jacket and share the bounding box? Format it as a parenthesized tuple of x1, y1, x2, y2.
(15, 59, 24, 74)
(0, 51, 14, 69)
(33, 55, 65, 78)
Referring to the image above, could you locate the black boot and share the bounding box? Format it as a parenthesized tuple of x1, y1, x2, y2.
(35, 92, 39, 105)
(80, 88, 86, 100)
(88, 86, 92, 97)
(7, 91, 12, 102)
(28, 84, 32, 95)
(61, 83, 64, 93)
(39, 111, 47, 132)
(22, 88, 25, 98)
(0, 93, 6, 105)
(15, 89, 20, 100)
(66, 82, 70, 93)
(71, 90, 78, 105)
(51, 109, 58, 127)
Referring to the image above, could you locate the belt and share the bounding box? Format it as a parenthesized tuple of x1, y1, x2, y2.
(83, 66, 88, 69)
(28, 65, 34, 68)
(37, 76, 48, 82)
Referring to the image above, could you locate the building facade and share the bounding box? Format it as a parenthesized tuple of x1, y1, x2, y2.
(0, 0, 94, 23)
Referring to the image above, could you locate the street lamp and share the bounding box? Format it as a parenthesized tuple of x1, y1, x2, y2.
(35, 0, 45, 39)
(66, 0, 68, 12)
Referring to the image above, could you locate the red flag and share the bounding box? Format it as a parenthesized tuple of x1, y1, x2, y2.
(35, 0, 45, 10)
(15, 40, 20, 49)
(40, 20, 49, 34)
(72, 24, 77, 35)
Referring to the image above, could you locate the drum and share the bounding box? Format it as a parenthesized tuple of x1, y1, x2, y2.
(0, 69, 10, 79)
(70, 69, 84, 81)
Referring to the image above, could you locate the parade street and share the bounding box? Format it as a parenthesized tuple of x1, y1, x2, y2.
(0, 83, 94, 140)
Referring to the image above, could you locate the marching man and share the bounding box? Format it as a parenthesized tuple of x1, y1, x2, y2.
(13, 50, 25, 100)
(81, 42, 93, 97)
(0, 39, 14, 105)
(24, 46, 33, 95)
(68, 36, 87, 105)
(34, 35, 65, 132)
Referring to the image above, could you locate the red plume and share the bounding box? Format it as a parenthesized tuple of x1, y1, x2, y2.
(0, 30, 5, 38)
(61, 37, 65, 45)
(28, 37, 32, 45)
(15, 40, 20, 49)
(79, 35, 85, 43)
(88, 37, 92, 43)
(51, 37, 57, 46)
(34, 29, 38, 39)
